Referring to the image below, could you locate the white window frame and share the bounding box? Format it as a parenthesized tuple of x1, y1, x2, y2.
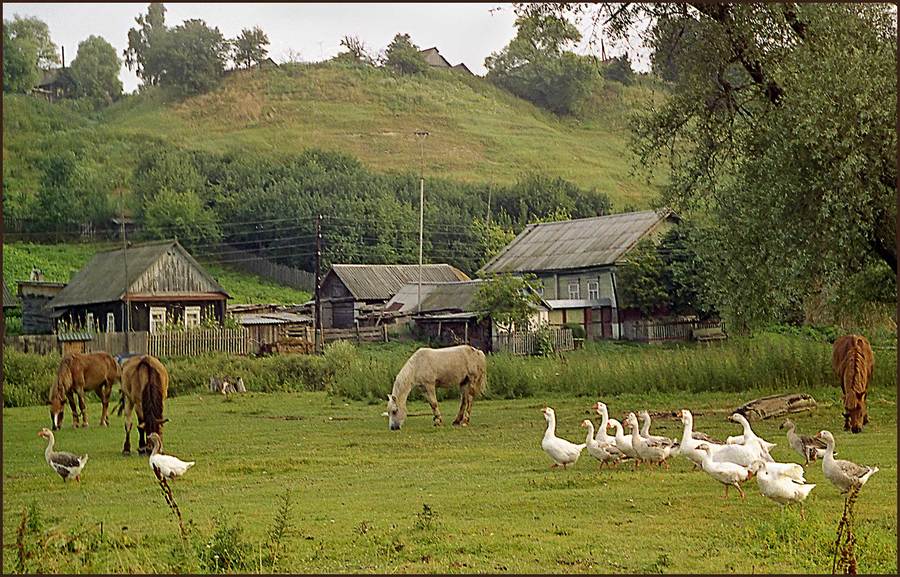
(568, 281, 580, 300)
(106, 312, 115, 333)
(85, 312, 94, 331)
(185, 306, 201, 329)
(587, 280, 600, 301)
(150, 306, 167, 333)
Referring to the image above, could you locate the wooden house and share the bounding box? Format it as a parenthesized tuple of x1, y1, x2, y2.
(18, 281, 66, 334)
(320, 264, 469, 328)
(479, 210, 680, 340)
(419, 47, 475, 75)
(33, 67, 76, 102)
(49, 240, 229, 333)
(384, 279, 550, 352)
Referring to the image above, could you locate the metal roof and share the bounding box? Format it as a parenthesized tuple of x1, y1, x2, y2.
(546, 298, 612, 309)
(385, 279, 550, 315)
(479, 210, 677, 274)
(50, 240, 228, 309)
(2, 281, 16, 308)
(57, 332, 94, 342)
(328, 264, 469, 301)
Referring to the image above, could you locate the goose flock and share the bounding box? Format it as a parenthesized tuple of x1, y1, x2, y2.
(541, 402, 880, 516)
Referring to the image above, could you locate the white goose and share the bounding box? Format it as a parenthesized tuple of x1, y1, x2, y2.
(696, 444, 752, 500)
(712, 415, 773, 466)
(677, 409, 725, 466)
(729, 413, 777, 454)
(540, 407, 585, 469)
(607, 418, 640, 462)
(148, 433, 195, 480)
(38, 428, 88, 483)
(749, 459, 806, 483)
(815, 430, 879, 493)
(581, 420, 620, 469)
(627, 412, 674, 469)
(751, 460, 816, 517)
(592, 402, 626, 461)
(638, 410, 678, 449)
(781, 419, 828, 466)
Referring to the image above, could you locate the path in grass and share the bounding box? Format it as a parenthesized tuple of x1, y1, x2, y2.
(3, 389, 896, 573)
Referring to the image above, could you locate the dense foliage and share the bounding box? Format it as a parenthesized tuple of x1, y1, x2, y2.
(232, 26, 270, 69)
(600, 54, 634, 85)
(473, 273, 544, 330)
(70, 35, 123, 106)
(383, 33, 429, 75)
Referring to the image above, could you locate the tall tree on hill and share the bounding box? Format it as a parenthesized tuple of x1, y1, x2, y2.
(383, 33, 428, 75)
(6, 15, 59, 70)
(233, 26, 269, 69)
(334, 35, 375, 66)
(484, 12, 596, 115)
(3, 21, 40, 93)
(159, 19, 228, 93)
(124, 2, 167, 87)
(70, 35, 123, 106)
(517, 3, 896, 326)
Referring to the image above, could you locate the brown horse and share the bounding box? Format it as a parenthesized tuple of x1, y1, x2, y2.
(49, 352, 119, 430)
(832, 334, 874, 434)
(117, 355, 169, 455)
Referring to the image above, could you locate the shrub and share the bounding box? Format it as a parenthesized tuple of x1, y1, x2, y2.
(383, 33, 429, 75)
(3, 350, 59, 407)
(565, 323, 586, 339)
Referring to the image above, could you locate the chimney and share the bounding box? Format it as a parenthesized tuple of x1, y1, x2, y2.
(62, 46, 65, 68)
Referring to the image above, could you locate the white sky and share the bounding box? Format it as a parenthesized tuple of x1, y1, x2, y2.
(4, 2, 649, 93)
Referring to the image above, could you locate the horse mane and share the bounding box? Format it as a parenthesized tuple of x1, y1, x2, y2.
(138, 356, 167, 436)
(390, 353, 419, 405)
(51, 355, 75, 403)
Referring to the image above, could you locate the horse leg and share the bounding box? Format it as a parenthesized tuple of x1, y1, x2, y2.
(452, 385, 468, 426)
(462, 388, 475, 426)
(76, 386, 88, 428)
(123, 400, 133, 455)
(66, 390, 80, 428)
(99, 381, 111, 427)
(423, 385, 442, 427)
(136, 403, 148, 455)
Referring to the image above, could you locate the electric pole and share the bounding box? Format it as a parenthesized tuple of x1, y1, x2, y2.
(414, 130, 429, 315)
(314, 214, 322, 354)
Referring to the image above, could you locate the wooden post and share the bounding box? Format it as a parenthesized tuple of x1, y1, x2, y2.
(383, 324, 388, 342)
(314, 214, 322, 355)
(464, 322, 468, 344)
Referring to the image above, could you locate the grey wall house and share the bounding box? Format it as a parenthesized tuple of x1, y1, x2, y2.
(49, 240, 230, 333)
(320, 264, 469, 328)
(479, 210, 679, 340)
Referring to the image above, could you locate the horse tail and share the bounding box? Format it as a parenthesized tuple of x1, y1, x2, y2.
(469, 348, 487, 398)
(842, 336, 870, 410)
(139, 356, 166, 436)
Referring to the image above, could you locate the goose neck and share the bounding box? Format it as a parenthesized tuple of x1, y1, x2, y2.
(584, 422, 595, 445)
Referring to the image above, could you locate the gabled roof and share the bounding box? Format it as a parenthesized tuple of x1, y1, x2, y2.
(327, 264, 469, 301)
(451, 62, 475, 76)
(50, 240, 228, 309)
(479, 210, 678, 274)
(419, 47, 452, 68)
(385, 279, 550, 315)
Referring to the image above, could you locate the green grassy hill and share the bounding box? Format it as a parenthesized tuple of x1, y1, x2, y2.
(2, 242, 310, 305)
(4, 63, 667, 211)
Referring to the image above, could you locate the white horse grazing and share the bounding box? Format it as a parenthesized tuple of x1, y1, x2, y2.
(386, 345, 487, 431)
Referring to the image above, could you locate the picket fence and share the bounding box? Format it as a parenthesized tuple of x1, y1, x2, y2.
(493, 328, 574, 356)
(148, 328, 251, 357)
(622, 318, 726, 343)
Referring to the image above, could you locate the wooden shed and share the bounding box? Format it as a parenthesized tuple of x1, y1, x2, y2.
(18, 281, 66, 334)
(320, 264, 469, 329)
(49, 240, 230, 333)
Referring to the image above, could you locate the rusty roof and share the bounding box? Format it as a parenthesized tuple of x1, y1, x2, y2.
(479, 210, 677, 274)
(327, 264, 469, 301)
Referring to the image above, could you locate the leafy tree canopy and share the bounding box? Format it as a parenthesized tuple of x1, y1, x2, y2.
(474, 273, 544, 331)
(383, 33, 428, 75)
(158, 18, 228, 94)
(233, 26, 269, 69)
(70, 35, 123, 106)
(3, 21, 41, 93)
(6, 15, 59, 70)
(124, 2, 167, 86)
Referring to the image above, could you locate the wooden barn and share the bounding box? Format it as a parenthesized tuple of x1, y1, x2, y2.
(17, 281, 66, 334)
(320, 264, 469, 329)
(480, 209, 680, 340)
(419, 46, 475, 75)
(49, 240, 229, 333)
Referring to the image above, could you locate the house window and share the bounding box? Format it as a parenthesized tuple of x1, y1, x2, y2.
(106, 312, 115, 333)
(588, 280, 600, 301)
(85, 312, 94, 331)
(185, 306, 201, 329)
(150, 306, 167, 333)
(568, 281, 580, 300)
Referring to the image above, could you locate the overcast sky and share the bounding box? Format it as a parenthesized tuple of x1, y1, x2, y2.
(5, 3, 649, 93)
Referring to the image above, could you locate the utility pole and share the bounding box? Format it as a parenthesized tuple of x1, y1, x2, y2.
(120, 188, 130, 351)
(414, 130, 429, 314)
(314, 214, 322, 354)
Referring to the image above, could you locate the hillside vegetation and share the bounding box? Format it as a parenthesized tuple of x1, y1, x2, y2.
(5, 63, 666, 211)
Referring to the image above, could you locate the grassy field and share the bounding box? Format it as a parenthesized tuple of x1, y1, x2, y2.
(3, 378, 896, 573)
(2, 242, 310, 306)
(4, 64, 667, 212)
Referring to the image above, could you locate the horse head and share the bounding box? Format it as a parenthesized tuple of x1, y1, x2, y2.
(49, 395, 65, 430)
(844, 390, 867, 434)
(386, 394, 406, 431)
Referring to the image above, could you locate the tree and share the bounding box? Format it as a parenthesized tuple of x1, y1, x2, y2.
(143, 188, 221, 248)
(484, 13, 597, 115)
(233, 26, 269, 69)
(158, 19, 228, 93)
(517, 3, 897, 326)
(473, 273, 544, 331)
(70, 35, 123, 106)
(649, 14, 701, 83)
(34, 151, 111, 229)
(601, 53, 634, 85)
(124, 2, 167, 86)
(383, 33, 428, 75)
(3, 21, 40, 93)
(333, 35, 374, 66)
(6, 15, 59, 69)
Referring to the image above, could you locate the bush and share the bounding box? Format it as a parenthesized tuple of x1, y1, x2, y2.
(565, 323, 586, 339)
(3, 350, 59, 407)
(383, 33, 429, 75)
(162, 353, 332, 395)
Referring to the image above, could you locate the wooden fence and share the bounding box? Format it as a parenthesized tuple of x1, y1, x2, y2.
(622, 318, 726, 343)
(212, 244, 315, 292)
(148, 328, 251, 357)
(493, 328, 575, 356)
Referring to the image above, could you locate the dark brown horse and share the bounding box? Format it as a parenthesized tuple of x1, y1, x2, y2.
(49, 352, 119, 430)
(832, 334, 875, 434)
(117, 355, 169, 455)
